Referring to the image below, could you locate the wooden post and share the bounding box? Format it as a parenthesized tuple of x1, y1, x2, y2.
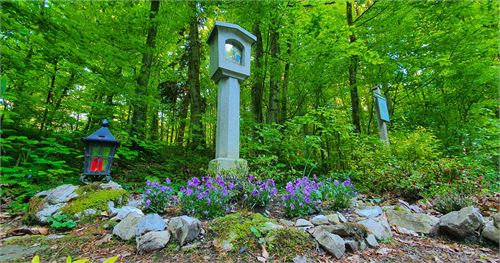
(373, 86, 390, 145)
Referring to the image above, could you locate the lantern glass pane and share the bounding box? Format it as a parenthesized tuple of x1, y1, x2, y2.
(225, 43, 242, 65)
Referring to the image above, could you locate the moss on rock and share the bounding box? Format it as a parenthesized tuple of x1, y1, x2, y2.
(267, 227, 314, 261)
(61, 188, 128, 216)
(209, 212, 276, 252)
(24, 196, 46, 224)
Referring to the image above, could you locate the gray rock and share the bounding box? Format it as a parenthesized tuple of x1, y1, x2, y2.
(326, 214, 340, 225)
(113, 212, 144, 240)
(337, 212, 348, 223)
(386, 209, 439, 234)
(295, 219, 314, 228)
(311, 215, 330, 225)
(359, 240, 367, 250)
(292, 255, 310, 263)
(36, 203, 65, 223)
(481, 222, 499, 245)
(0, 244, 48, 261)
(314, 230, 345, 259)
(47, 234, 65, 239)
(137, 230, 170, 254)
(36, 184, 78, 205)
(279, 219, 295, 227)
(358, 218, 392, 241)
(168, 215, 202, 245)
(76, 208, 98, 220)
(365, 234, 379, 247)
(113, 206, 144, 220)
(493, 213, 500, 228)
(345, 239, 358, 252)
(127, 198, 143, 208)
(136, 214, 166, 236)
(438, 206, 484, 240)
(260, 221, 283, 232)
(355, 206, 383, 218)
(100, 180, 123, 190)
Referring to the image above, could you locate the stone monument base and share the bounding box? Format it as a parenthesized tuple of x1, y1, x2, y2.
(208, 158, 248, 179)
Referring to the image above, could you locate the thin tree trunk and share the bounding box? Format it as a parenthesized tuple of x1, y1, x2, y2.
(176, 91, 190, 144)
(252, 21, 264, 123)
(40, 60, 58, 133)
(131, 0, 160, 141)
(187, 1, 204, 148)
(347, 1, 361, 133)
(281, 38, 292, 124)
(267, 19, 280, 124)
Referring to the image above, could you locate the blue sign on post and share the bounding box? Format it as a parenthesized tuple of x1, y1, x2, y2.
(375, 94, 390, 122)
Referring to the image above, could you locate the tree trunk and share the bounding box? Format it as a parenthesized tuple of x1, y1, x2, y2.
(251, 21, 264, 123)
(40, 59, 58, 133)
(267, 19, 281, 124)
(131, 0, 160, 141)
(281, 38, 292, 123)
(187, 1, 204, 148)
(176, 90, 190, 144)
(347, 1, 361, 133)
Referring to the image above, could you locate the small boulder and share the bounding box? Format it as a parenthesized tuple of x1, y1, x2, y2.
(326, 214, 340, 225)
(345, 239, 359, 252)
(337, 212, 348, 223)
(279, 219, 295, 227)
(36, 203, 65, 224)
(295, 219, 314, 228)
(100, 181, 123, 190)
(36, 184, 78, 205)
(113, 212, 144, 240)
(365, 234, 379, 248)
(259, 222, 283, 232)
(136, 230, 170, 254)
(355, 206, 382, 218)
(358, 218, 392, 241)
(481, 222, 499, 245)
(136, 214, 166, 236)
(314, 230, 345, 259)
(438, 206, 483, 240)
(386, 209, 439, 234)
(112, 206, 144, 220)
(311, 215, 329, 226)
(168, 216, 202, 245)
(493, 212, 500, 228)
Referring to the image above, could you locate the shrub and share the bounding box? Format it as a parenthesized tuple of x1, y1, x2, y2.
(243, 175, 277, 208)
(433, 192, 474, 214)
(142, 178, 174, 214)
(281, 177, 322, 217)
(179, 176, 235, 219)
(320, 177, 356, 210)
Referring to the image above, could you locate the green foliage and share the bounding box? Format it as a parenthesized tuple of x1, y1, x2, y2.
(61, 189, 127, 215)
(1, 134, 77, 212)
(47, 214, 77, 231)
(32, 255, 118, 263)
(266, 227, 314, 262)
(320, 178, 356, 210)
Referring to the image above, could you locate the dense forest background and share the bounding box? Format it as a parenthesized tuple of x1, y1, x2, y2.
(1, 0, 498, 213)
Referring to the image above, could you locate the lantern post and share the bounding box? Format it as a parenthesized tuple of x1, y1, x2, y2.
(207, 22, 256, 178)
(81, 119, 120, 183)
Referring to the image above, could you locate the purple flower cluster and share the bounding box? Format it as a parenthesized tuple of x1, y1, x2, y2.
(244, 176, 277, 208)
(143, 178, 174, 214)
(179, 176, 235, 219)
(282, 177, 322, 217)
(321, 177, 356, 210)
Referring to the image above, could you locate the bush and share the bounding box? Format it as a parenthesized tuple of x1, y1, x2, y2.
(281, 177, 322, 217)
(242, 175, 277, 208)
(320, 177, 356, 210)
(433, 192, 474, 214)
(142, 178, 174, 214)
(179, 176, 236, 219)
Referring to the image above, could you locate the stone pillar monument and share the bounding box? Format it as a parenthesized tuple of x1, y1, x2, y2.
(207, 21, 256, 177)
(372, 85, 390, 145)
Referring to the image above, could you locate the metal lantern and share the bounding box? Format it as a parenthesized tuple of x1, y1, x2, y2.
(81, 119, 120, 182)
